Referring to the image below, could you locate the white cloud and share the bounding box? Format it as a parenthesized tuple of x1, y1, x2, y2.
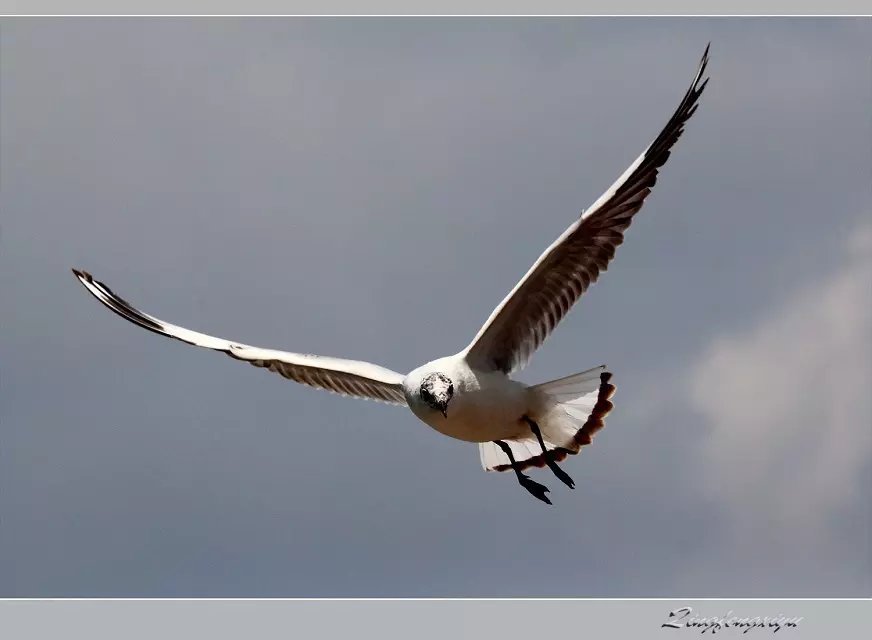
(683, 218, 871, 589)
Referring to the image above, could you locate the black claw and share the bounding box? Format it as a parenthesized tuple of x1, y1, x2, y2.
(519, 474, 552, 505)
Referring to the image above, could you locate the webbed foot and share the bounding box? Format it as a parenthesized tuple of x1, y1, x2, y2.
(546, 460, 575, 490)
(519, 473, 552, 505)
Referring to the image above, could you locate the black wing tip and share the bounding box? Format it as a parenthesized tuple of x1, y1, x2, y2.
(72, 267, 167, 335)
(653, 44, 711, 150)
(696, 43, 711, 90)
(72, 267, 106, 294)
(71, 267, 105, 292)
(72, 268, 100, 290)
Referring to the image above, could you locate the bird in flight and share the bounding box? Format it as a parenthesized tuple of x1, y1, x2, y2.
(73, 46, 709, 505)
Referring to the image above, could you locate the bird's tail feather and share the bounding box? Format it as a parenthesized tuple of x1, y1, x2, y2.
(479, 365, 616, 472)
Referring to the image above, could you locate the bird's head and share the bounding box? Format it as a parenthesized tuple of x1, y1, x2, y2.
(419, 372, 454, 418)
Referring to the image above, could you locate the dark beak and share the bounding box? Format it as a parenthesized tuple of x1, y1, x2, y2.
(441, 408, 448, 418)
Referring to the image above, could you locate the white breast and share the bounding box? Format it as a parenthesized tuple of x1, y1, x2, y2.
(404, 355, 536, 443)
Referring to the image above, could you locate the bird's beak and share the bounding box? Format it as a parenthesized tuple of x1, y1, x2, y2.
(441, 409, 448, 418)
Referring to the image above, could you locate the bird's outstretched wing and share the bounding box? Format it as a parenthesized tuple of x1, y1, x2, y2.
(72, 269, 408, 405)
(463, 45, 710, 374)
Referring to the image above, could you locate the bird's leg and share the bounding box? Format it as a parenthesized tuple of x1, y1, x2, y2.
(494, 440, 552, 505)
(522, 415, 575, 490)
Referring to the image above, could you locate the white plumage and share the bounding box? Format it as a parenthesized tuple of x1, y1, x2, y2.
(72, 46, 709, 504)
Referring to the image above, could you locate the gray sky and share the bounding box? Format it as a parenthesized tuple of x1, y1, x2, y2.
(1, 18, 869, 597)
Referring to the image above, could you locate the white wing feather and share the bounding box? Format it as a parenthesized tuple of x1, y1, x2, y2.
(464, 45, 710, 374)
(72, 269, 407, 405)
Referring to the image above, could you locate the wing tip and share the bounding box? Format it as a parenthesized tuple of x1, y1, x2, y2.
(72, 268, 102, 295)
(696, 43, 711, 89)
(71, 267, 168, 336)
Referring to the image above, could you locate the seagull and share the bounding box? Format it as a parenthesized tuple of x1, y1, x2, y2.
(73, 46, 709, 505)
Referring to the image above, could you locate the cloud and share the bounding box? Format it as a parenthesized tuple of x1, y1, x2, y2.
(682, 217, 872, 592)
